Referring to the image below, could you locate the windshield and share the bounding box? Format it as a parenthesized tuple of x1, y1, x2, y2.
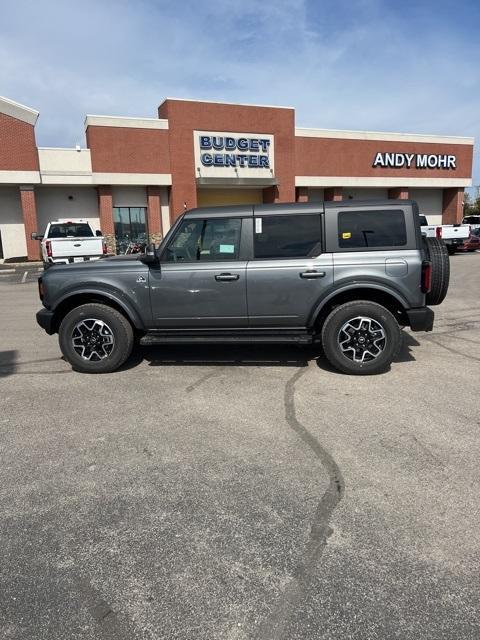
(47, 223, 93, 238)
(418, 215, 428, 226)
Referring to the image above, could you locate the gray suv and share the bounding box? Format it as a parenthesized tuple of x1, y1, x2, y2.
(36, 200, 449, 375)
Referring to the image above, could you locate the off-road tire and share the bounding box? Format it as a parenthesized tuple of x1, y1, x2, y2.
(423, 237, 450, 305)
(321, 300, 402, 375)
(446, 245, 456, 256)
(59, 303, 134, 373)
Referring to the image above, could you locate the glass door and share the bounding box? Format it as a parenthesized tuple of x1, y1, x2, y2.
(113, 207, 148, 254)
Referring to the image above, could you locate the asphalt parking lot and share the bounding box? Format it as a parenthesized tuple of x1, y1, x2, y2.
(0, 254, 479, 640)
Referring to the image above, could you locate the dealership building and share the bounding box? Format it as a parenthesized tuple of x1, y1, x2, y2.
(0, 94, 474, 261)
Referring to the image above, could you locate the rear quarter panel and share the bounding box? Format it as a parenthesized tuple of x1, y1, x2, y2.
(324, 202, 425, 308)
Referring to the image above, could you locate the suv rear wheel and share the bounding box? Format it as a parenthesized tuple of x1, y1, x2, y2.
(59, 303, 134, 373)
(321, 301, 402, 375)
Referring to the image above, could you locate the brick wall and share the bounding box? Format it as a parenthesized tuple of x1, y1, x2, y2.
(295, 137, 473, 179)
(0, 113, 39, 171)
(388, 187, 409, 199)
(19, 186, 40, 260)
(442, 188, 464, 224)
(146, 185, 163, 244)
(158, 99, 296, 221)
(87, 127, 170, 174)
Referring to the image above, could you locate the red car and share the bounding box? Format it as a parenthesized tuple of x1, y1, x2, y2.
(457, 230, 480, 252)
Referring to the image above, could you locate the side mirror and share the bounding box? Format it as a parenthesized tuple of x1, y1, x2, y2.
(31, 232, 43, 240)
(142, 243, 158, 264)
(95, 230, 102, 237)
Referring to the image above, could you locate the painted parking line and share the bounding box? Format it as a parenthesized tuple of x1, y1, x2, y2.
(0, 269, 16, 274)
(21, 271, 28, 283)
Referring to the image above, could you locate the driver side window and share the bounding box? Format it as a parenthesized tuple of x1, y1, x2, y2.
(164, 218, 242, 262)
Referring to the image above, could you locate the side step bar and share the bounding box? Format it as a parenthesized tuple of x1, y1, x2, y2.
(140, 332, 314, 346)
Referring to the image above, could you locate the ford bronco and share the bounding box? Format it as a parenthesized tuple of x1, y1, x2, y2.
(35, 200, 449, 375)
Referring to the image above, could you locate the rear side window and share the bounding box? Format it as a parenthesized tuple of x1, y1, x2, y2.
(254, 214, 322, 259)
(47, 223, 93, 238)
(338, 210, 407, 249)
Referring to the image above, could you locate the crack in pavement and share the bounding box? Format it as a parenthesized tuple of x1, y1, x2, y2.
(423, 336, 480, 362)
(185, 367, 225, 392)
(256, 366, 345, 640)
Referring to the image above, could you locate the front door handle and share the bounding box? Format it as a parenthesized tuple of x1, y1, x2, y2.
(215, 273, 240, 282)
(300, 270, 326, 279)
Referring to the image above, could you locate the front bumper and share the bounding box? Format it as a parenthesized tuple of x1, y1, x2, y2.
(406, 307, 434, 332)
(36, 308, 55, 334)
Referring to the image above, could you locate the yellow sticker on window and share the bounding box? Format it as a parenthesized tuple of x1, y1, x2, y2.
(342, 232, 352, 239)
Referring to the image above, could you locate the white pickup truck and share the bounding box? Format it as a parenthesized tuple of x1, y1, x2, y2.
(419, 215, 470, 255)
(32, 219, 106, 268)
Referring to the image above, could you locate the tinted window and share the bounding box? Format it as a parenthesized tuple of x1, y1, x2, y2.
(164, 218, 242, 262)
(47, 223, 93, 238)
(338, 210, 407, 248)
(254, 215, 321, 259)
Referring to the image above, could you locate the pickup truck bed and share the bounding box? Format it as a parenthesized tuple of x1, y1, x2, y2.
(419, 215, 470, 254)
(36, 220, 105, 267)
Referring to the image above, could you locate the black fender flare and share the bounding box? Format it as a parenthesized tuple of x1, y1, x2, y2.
(52, 286, 146, 330)
(308, 281, 410, 328)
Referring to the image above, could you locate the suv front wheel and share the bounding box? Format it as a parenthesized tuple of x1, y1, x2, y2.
(321, 301, 402, 375)
(59, 303, 134, 373)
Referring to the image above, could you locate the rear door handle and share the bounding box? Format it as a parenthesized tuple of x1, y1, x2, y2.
(300, 270, 326, 279)
(215, 273, 240, 282)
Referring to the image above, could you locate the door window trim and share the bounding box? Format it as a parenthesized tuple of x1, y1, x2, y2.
(252, 213, 323, 260)
(160, 216, 248, 263)
(324, 205, 418, 253)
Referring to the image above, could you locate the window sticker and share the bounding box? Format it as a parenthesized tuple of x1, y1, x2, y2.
(255, 218, 262, 234)
(342, 232, 352, 239)
(219, 244, 235, 253)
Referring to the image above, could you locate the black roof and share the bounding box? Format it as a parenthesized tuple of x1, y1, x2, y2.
(183, 199, 416, 218)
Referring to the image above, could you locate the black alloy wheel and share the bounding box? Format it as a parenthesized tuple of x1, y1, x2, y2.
(59, 303, 134, 373)
(321, 300, 402, 375)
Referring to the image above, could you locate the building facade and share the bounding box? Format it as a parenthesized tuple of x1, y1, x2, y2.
(0, 95, 474, 261)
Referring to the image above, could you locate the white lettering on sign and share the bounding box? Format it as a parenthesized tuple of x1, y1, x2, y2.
(373, 152, 456, 170)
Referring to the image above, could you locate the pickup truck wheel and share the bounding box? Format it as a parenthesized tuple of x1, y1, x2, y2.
(321, 301, 402, 375)
(423, 237, 450, 305)
(59, 303, 133, 373)
(446, 245, 456, 256)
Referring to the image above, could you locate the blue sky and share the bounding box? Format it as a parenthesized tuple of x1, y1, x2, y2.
(1, 0, 479, 184)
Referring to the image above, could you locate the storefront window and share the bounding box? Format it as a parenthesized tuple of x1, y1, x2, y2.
(113, 207, 148, 254)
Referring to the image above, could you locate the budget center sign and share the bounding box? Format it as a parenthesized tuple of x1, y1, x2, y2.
(194, 130, 275, 179)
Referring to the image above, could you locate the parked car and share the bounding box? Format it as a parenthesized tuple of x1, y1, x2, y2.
(31, 219, 106, 268)
(419, 214, 470, 255)
(457, 232, 480, 252)
(35, 200, 450, 376)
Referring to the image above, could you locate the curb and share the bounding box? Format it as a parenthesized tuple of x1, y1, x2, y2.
(0, 263, 43, 271)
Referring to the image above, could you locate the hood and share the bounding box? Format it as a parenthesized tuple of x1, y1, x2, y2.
(45, 254, 147, 275)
